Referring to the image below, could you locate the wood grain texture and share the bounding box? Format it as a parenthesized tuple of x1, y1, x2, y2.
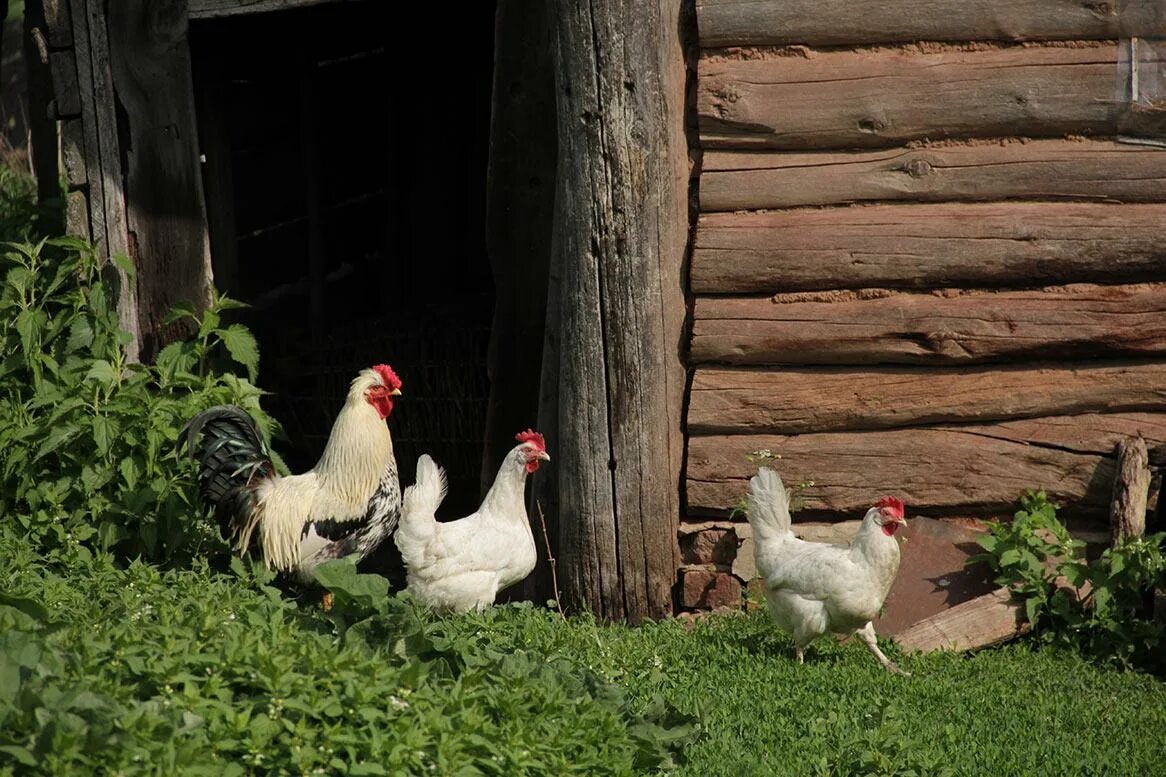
(689, 362, 1166, 435)
(59, 118, 86, 187)
(686, 413, 1166, 516)
(698, 45, 1119, 150)
(699, 141, 1166, 211)
(695, 0, 1165, 48)
(691, 284, 1166, 366)
(48, 50, 80, 117)
(894, 588, 1029, 653)
(42, 0, 74, 47)
(539, 0, 687, 622)
(1110, 436, 1150, 543)
(187, 0, 361, 17)
(73, 0, 137, 359)
(691, 203, 1166, 294)
(108, 0, 213, 359)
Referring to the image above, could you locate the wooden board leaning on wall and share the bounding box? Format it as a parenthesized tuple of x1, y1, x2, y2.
(686, 413, 1166, 516)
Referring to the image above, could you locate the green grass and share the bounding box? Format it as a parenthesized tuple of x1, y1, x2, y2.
(441, 605, 1166, 776)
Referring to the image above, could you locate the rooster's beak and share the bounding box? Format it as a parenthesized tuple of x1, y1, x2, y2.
(537, 451, 550, 462)
(390, 388, 402, 396)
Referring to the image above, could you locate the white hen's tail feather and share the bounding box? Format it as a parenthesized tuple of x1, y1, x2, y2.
(395, 454, 448, 565)
(746, 467, 793, 544)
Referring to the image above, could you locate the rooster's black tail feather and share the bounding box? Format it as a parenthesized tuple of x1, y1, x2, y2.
(178, 405, 275, 545)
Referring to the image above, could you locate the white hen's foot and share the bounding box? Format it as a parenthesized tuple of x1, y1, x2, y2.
(795, 646, 805, 665)
(856, 622, 910, 676)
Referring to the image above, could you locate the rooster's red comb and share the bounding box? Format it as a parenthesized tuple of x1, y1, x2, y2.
(875, 496, 905, 518)
(371, 364, 401, 391)
(516, 429, 546, 452)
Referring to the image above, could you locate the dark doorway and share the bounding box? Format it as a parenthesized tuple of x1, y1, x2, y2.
(188, 1, 497, 529)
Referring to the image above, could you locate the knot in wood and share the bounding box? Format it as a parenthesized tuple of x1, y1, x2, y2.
(857, 117, 884, 134)
(903, 159, 933, 178)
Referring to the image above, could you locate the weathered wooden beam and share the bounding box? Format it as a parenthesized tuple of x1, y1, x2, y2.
(692, 203, 1166, 295)
(187, 0, 360, 17)
(1110, 436, 1150, 544)
(699, 141, 1166, 212)
(695, 0, 1164, 49)
(47, 49, 80, 117)
(894, 588, 1029, 653)
(72, 0, 137, 359)
(536, 0, 687, 622)
(686, 413, 1166, 516)
(42, 0, 73, 47)
(699, 44, 1119, 150)
(691, 283, 1166, 366)
(108, 0, 213, 357)
(689, 362, 1166, 436)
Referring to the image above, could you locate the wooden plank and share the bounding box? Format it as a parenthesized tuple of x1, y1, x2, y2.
(695, 0, 1166, 49)
(691, 283, 1166, 366)
(65, 189, 90, 239)
(47, 50, 80, 117)
(72, 0, 138, 358)
(540, 0, 687, 622)
(691, 203, 1166, 294)
(188, 0, 363, 18)
(43, 0, 74, 47)
(686, 413, 1166, 516)
(698, 44, 1119, 150)
(689, 362, 1166, 435)
(894, 588, 1029, 653)
(699, 140, 1166, 211)
(59, 118, 86, 187)
(108, 0, 213, 357)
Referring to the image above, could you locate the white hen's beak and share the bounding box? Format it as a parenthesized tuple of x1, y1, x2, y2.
(390, 387, 402, 396)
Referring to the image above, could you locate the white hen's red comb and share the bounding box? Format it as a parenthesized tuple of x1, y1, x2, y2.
(875, 496, 905, 518)
(372, 364, 401, 392)
(516, 429, 546, 452)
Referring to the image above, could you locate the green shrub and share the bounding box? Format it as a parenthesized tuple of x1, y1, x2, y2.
(0, 234, 275, 565)
(972, 490, 1166, 672)
(0, 534, 695, 775)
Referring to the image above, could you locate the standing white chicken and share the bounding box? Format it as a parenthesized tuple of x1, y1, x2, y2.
(746, 467, 909, 675)
(395, 430, 549, 613)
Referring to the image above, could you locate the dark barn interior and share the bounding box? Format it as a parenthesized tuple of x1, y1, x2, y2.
(188, 1, 498, 526)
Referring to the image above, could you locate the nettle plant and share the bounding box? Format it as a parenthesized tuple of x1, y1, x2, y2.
(0, 236, 280, 565)
(972, 490, 1166, 672)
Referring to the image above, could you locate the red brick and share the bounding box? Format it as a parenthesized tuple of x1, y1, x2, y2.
(680, 528, 736, 565)
(681, 568, 743, 610)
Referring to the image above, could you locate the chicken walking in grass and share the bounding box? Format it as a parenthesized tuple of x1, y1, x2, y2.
(395, 429, 549, 613)
(746, 467, 909, 675)
(179, 364, 404, 584)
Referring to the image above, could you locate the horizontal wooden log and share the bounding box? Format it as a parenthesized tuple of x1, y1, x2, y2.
(691, 283, 1166, 366)
(686, 413, 1166, 516)
(689, 362, 1166, 435)
(699, 141, 1166, 211)
(696, 0, 1165, 48)
(894, 588, 1029, 653)
(699, 45, 1119, 150)
(188, 0, 362, 17)
(692, 203, 1166, 294)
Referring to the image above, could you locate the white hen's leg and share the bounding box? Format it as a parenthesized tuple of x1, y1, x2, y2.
(856, 622, 909, 676)
(795, 646, 804, 664)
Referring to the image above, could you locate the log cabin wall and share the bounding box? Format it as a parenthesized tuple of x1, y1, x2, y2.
(680, 0, 1166, 610)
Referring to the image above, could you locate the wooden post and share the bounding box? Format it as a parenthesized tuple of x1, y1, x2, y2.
(536, 0, 688, 622)
(482, 0, 556, 495)
(107, 0, 212, 358)
(1110, 435, 1150, 545)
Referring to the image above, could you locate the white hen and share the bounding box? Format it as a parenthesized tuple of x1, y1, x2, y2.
(747, 467, 909, 674)
(395, 430, 549, 613)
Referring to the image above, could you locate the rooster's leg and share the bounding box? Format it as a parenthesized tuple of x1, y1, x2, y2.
(855, 622, 909, 676)
(795, 646, 805, 664)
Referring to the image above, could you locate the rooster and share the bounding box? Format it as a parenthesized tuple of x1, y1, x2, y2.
(746, 467, 909, 675)
(179, 364, 403, 582)
(395, 429, 549, 613)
